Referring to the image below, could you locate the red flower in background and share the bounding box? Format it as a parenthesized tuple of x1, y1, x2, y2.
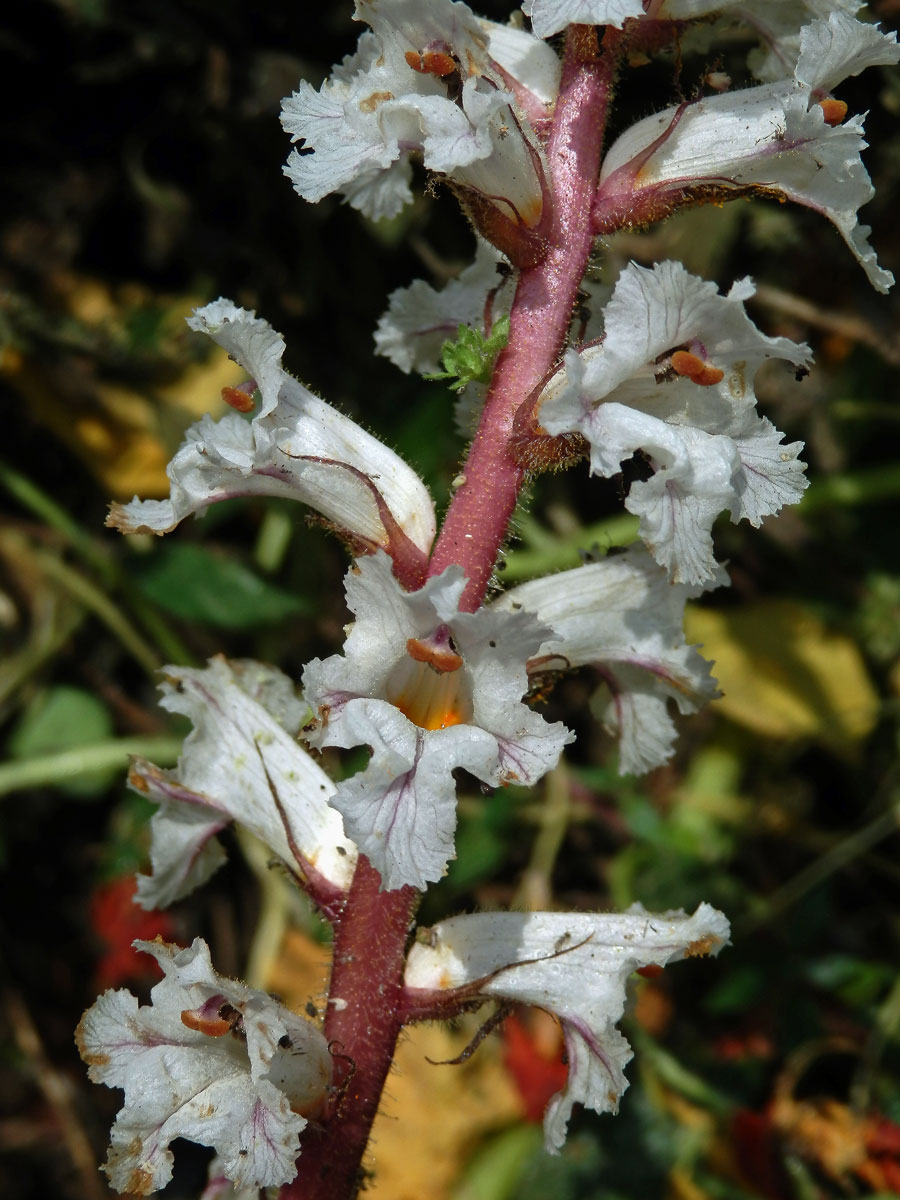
(89, 876, 175, 989)
(503, 1009, 568, 1124)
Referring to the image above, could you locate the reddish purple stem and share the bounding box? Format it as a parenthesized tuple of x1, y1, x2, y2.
(280, 857, 417, 1200)
(428, 24, 620, 611)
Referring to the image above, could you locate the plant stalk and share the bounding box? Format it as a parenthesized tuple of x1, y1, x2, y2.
(427, 25, 620, 611)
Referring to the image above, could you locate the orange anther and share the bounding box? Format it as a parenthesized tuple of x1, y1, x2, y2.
(693, 364, 724, 386)
(181, 1009, 231, 1037)
(670, 350, 705, 378)
(818, 98, 848, 127)
(221, 385, 255, 413)
(406, 636, 463, 674)
(404, 49, 455, 76)
(423, 51, 456, 76)
(670, 350, 724, 387)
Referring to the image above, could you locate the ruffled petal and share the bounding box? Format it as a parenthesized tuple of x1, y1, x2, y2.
(374, 241, 512, 375)
(522, 0, 644, 37)
(281, 0, 552, 260)
(302, 553, 571, 889)
(493, 545, 722, 773)
(538, 262, 810, 584)
(404, 903, 730, 1151)
(76, 937, 332, 1193)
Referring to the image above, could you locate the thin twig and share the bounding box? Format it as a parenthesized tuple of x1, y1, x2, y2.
(750, 283, 900, 367)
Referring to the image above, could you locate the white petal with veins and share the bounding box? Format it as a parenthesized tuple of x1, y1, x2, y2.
(131, 656, 356, 909)
(493, 545, 722, 773)
(538, 261, 810, 584)
(404, 903, 730, 1151)
(76, 938, 332, 1193)
(109, 301, 436, 558)
(303, 553, 572, 890)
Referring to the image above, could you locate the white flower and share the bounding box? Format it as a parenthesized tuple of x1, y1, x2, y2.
(537, 261, 811, 585)
(521, 0, 860, 39)
(374, 240, 514, 375)
(736, 1, 865, 82)
(493, 545, 723, 773)
(404, 902, 730, 1151)
(130, 657, 357, 910)
(76, 937, 332, 1194)
(302, 552, 573, 891)
(281, 0, 559, 265)
(593, 14, 900, 293)
(108, 299, 436, 565)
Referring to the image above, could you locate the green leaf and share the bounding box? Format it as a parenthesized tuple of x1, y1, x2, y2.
(424, 315, 510, 392)
(132, 542, 309, 629)
(6, 686, 115, 797)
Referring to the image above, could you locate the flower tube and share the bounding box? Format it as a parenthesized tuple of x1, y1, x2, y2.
(404, 902, 730, 1151)
(109, 300, 436, 574)
(128, 656, 357, 912)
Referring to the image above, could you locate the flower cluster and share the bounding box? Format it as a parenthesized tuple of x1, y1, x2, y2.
(281, 0, 560, 263)
(79, 0, 896, 1194)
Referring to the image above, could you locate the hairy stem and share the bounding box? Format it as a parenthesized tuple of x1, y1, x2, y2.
(280, 857, 418, 1200)
(427, 25, 620, 611)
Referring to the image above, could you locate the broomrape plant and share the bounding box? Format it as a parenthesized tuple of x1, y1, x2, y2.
(77, 2, 898, 1197)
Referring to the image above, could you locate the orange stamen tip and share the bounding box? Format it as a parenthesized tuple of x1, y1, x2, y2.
(670, 350, 705, 378)
(181, 1009, 231, 1037)
(670, 350, 724, 387)
(423, 51, 456, 76)
(694, 364, 724, 386)
(818, 98, 848, 127)
(405, 49, 455, 76)
(406, 637, 463, 674)
(222, 385, 255, 413)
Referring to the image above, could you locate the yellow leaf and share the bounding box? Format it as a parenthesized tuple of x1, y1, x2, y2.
(684, 600, 878, 748)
